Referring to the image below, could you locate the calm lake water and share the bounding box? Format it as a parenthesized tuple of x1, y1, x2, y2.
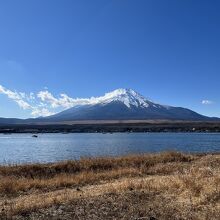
(0, 132, 220, 164)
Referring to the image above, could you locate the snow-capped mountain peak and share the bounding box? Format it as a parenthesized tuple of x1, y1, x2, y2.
(90, 88, 150, 108)
(45, 88, 211, 121)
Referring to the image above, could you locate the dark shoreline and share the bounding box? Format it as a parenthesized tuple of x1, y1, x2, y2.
(1, 121, 220, 133)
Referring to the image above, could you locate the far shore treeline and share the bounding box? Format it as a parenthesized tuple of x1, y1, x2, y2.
(1, 120, 220, 133)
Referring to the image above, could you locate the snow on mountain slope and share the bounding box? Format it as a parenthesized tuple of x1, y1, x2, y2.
(92, 88, 150, 108)
(73, 88, 167, 109)
(43, 88, 211, 121)
(0, 88, 218, 125)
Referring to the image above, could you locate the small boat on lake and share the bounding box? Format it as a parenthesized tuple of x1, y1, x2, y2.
(32, 135, 38, 138)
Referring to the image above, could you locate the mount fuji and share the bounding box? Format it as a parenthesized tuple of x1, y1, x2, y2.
(41, 88, 213, 122)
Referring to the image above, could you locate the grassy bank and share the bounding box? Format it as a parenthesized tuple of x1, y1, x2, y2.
(0, 152, 219, 219)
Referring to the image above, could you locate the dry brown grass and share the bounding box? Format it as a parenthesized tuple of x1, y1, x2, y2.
(0, 151, 219, 219)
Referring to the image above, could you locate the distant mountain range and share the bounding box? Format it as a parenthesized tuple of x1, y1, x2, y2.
(0, 88, 218, 124)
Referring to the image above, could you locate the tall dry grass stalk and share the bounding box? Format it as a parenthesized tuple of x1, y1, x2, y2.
(0, 151, 219, 219)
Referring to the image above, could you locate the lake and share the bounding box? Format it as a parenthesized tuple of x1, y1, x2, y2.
(0, 132, 220, 164)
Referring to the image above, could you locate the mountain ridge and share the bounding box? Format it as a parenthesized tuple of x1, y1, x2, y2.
(0, 88, 218, 124)
(43, 88, 216, 122)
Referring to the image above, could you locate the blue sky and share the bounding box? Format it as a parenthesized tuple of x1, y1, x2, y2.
(0, 0, 220, 118)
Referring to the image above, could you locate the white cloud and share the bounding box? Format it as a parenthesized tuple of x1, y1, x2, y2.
(37, 90, 91, 109)
(0, 86, 130, 117)
(31, 108, 55, 117)
(0, 85, 56, 117)
(0, 85, 31, 110)
(28, 92, 35, 101)
(37, 91, 59, 108)
(2, 84, 218, 119)
(0, 85, 128, 118)
(202, 100, 214, 105)
(36, 89, 142, 109)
